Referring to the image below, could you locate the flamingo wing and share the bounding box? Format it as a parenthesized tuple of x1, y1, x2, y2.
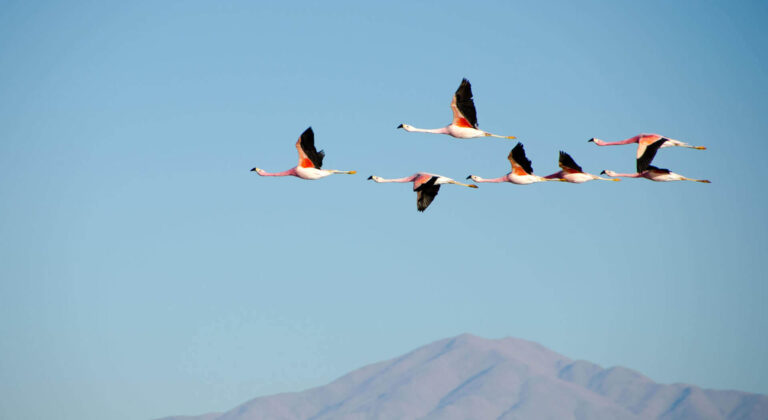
(558, 151, 583, 173)
(508, 143, 533, 176)
(450, 78, 478, 129)
(646, 165, 671, 174)
(635, 134, 663, 159)
(414, 175, 440, 212)
(296, 127, 325, 169)
(636, 138, 667, 172)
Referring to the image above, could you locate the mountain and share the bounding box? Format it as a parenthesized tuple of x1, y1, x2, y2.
(157, 334, 768, 420)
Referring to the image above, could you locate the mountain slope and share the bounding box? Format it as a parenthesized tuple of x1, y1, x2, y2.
(158, 334, 768, 420)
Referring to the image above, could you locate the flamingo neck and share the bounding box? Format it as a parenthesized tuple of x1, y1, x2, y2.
(609, 171, 642, 178)
(256, 168, 297, 177)
(596, 136, 640, 146)
(406, 126, 450, 135)
(474, 175, 507, 183)
(374, 175, 417, 183)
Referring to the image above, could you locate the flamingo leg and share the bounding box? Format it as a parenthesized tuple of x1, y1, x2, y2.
(449, 181, 479, 188)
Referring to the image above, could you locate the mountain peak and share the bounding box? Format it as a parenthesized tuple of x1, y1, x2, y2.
(158, 335, 768, 420)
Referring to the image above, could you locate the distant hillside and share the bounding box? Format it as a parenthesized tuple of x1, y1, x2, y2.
(157, 334, 768, 420)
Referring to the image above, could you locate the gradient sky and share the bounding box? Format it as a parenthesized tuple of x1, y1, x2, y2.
(1, 1, 767, 419)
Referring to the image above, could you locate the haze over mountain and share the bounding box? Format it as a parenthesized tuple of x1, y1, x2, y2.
(158, 334, 768, 420)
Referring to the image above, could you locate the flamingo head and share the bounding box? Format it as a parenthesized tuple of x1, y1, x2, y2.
(588, 138, 604, 145)
(600, 169, 618, 177)
(466, 175, 481, 182)
(397, 123, 413, 131)
(368, 175, 380, 182)
(250, 167, 262, 173)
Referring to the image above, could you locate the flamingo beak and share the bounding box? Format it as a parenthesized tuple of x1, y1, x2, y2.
(250, 168, 257, 172)
(600, 170, 606, 175)
(466, 175, 472, 179)
(367, 176, 373, 180)
(397, 124, 403, 129)
(587, 138, 595, 143)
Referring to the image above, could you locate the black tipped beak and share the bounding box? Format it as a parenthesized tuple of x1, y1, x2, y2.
(250, 168, 256, 171)
(397, 124, 403, 129)
(588, 138, 595, 143)
(600, 170, 606, 175)
(466, 175, 472, 180)
(367, 176, 373, 180)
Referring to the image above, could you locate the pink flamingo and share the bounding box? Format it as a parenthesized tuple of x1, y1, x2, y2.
(397, 78, 516, 139)
(588, 133, 706, 158)
(544, 151, 620, 183)
(601, 138, 711, 183)
(367, 173, 478, 212)
(250, 127, 356, 179)
(467, 143, 565, 185)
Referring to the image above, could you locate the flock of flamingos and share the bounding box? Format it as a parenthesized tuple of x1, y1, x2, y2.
(250, 78, 710, 211)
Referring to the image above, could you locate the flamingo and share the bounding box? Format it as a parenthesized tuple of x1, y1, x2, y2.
(367, 173, 478, 212)
(397, 78, 516, 139)
(250, 127, 356, 179)
(588, 133, 706, 158)
(544, 151, 620, 183)
(467, 143, 565, 185)
(601, 138, 711, 183)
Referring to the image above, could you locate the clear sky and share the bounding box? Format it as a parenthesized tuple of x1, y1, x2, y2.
(1, 1, 767, 419)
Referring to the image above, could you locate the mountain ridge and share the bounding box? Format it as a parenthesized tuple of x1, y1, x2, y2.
(157, 333, 767, 420)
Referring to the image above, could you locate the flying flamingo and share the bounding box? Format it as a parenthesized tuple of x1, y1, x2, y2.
(467, 143, 564, 185)
(544, 151, 620, 183)
(367, 173, 478, 212)
(601, 138, 711, 183)
(588, 133, 706, 158)
(397, 78, 516, 140)
(250, 127, 356, 179)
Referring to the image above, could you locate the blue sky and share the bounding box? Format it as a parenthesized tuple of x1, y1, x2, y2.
(1, 1, 767, 419)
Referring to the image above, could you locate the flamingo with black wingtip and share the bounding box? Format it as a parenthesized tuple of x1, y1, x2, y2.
(544, 151, 620, 183)
(367, 173, 478, 212)
(397, 78, 516, 140)
(601, 138, 711, 183)
(467, 143, 564, 185)
(250, 127, 356, 179)
(589, 133, 706, 158)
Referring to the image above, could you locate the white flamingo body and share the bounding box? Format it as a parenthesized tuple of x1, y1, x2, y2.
(560, 172, 602, 183)
(250, 127, 355, 180)
(295, 166, 339, 180)
(398, 78, 515, 140)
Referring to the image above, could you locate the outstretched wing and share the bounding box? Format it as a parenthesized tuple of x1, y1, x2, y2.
(558, 151, 583, 173)
(635, 134, 664, 159)
(414, 175, 440, 212)
(508, 143, 534, 175)
(636, 138, 667, 172)
(296, 127, 325, 169)
(450, 78, 478, 129)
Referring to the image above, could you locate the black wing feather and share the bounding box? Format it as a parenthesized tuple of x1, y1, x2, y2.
(455, 78, 479, 128)
(415, 176, 440, 212)
(300, 127, 325, 169)
(511, 142, 534, 174)
(558, 151, 583, 172)
(636, 138, 667, 172)
(646, 165, 671, 174)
